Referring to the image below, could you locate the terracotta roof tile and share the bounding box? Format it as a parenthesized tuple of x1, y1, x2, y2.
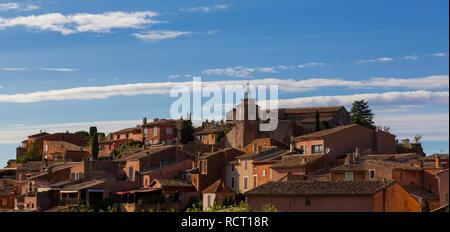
(271, 154, 325, 169)
(245, 180, 394, 196)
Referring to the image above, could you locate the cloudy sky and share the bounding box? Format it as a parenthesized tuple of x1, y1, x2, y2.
(0, 0, 448, 166)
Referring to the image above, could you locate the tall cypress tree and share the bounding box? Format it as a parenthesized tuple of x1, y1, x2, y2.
(314, 111, 321, 132)
(91, 132, 99, 159)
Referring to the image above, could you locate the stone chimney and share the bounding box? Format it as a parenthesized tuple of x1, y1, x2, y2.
(143, 117, 147, 125)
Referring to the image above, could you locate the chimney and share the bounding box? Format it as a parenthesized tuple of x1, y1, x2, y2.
(344, 153, 353, 165)
(290, 144, 294, 152)
(143, 117, 147, 125)
(435, 156, 440, 168)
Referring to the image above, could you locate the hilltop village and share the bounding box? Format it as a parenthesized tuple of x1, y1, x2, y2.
(0, 96, 448, 212)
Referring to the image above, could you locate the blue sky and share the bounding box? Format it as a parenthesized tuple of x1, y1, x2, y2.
(0, 0, 448, 167)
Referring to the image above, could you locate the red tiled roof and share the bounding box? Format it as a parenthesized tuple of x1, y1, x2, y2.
(202, 180, 234, 193)
(294, 124, 359, 141)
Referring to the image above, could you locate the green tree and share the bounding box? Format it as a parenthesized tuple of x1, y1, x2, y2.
(89, 127, 97, 137)
(350, 100, 375, 129)
(376, 125, 391, 133)
(314, 111, 321, 132)
(262, 203, 279, 212)
(413, 135, 422, 143)
(180, 120, 195, 144)
(17, 141, 42, 163)
(91, 132, 99, 159)
(321, 121, 330, 130)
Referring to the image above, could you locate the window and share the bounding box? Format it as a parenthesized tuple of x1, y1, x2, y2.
(445, 193, 449, 204)
(200, 160, 206, 174)
(231, 176, 235, 189)
(144, 129, 148, 138)
(231, 165, 235, 173)
(311, 145, 323, 154)
(62, 154, 66, 161)
(369, 169, 375, 179)
(253, 175, 258, 188)
(200, 135, 204, 141)
(263, 169, 267, 177)
(244, 160, 248, 170)
(117, 135, 120, 139)
(154, 126, 158, 136)
(167, 140, 171, 145)
(306, 198, 311, 206)
(345, 172, 353, 180)
(167, 128, 172, 134)
(243, 176, 248, 190)
(45, 144, 49, 152)
(126, 134, 129, 139)
(299, 145, 305, 154)
(129, 166, 134, 181)
(207, 195, 211, 207)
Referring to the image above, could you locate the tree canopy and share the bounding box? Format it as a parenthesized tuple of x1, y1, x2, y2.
(350, 100, 375, 129)
(180, 119, 195, 144)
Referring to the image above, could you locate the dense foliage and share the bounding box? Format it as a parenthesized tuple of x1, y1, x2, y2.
(350, 100, 375, 129)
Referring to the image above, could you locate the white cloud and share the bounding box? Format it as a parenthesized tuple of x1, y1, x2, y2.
(202, 66, 255, 78)
(356, 57, 394, 64)
(0, 75, 448, 104)
(375, 113, 449, 142)
(0, 120, 140, 144)
(0, 2, 39, 11)
(0, 11, 161, 35)
(168, 74, 180, 79)
(277, 65, 296, 70)
(133, 30, 191, 42)
(364, 75, 449, 89)
(180, 4, 230, 13)
(403, 55, 419, 60)
(297, 62, 324, 69)
(268, 91, 448, 109)
(256, 67, 277, 73)
(1, 67, 28, 71)
(41, 68, 78, 72)
(433, 52, 448, 57)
